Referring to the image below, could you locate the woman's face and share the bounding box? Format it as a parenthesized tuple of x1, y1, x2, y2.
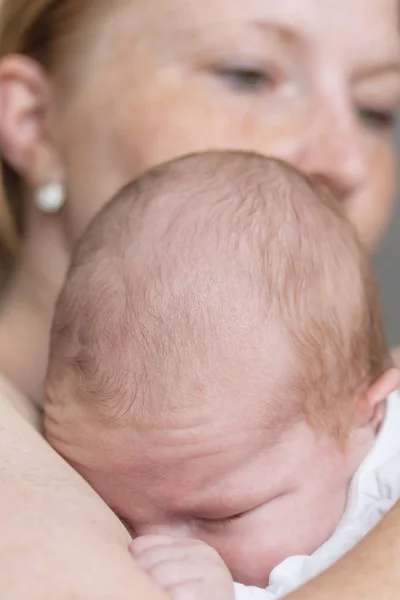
(55, 0, 400, 250)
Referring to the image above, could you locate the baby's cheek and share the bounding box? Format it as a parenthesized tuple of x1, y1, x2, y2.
(201, 526, 284, 587)
(294, 489, 347, 552)
(200, 493, 346, 587)
(196, 517, 291, 587)
(259, 491, 345, 559)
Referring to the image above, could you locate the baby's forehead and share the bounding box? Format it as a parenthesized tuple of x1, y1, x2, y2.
(69, 379, 314, 526)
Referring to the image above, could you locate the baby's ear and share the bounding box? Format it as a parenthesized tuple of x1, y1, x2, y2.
(355, 368, 400, 427)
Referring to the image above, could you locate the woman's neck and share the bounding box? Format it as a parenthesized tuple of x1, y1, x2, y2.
(0, 216, 69, 405)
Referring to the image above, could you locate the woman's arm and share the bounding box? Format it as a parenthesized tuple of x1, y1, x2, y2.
(288, 500, 400, 599)
(0, 388, 168, 599)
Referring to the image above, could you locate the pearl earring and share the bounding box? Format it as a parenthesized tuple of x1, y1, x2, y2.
(35, 182, 66, 213)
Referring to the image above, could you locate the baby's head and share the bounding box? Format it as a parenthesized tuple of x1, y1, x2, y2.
(45, 151, 398, 586)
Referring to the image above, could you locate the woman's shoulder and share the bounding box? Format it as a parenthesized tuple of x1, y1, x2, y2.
(0, 373, 41, 430)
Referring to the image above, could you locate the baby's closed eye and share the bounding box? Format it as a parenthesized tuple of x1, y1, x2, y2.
(196, 511, 248, 531)
(195, 492, 290, 532)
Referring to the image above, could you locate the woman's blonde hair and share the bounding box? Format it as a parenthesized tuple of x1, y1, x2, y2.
(0, 0, 93, 284)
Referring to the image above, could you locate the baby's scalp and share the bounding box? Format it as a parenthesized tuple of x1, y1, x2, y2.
(45, 150, 389, 441)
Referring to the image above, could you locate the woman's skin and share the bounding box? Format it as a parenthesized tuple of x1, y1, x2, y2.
(0, 0, 399, 597)
(288, 500, 400, 599)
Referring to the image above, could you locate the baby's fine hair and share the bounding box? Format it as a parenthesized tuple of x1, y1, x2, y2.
(46, 151, 390, 438)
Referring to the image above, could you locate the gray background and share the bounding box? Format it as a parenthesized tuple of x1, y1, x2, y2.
(374, 125, 400, 346)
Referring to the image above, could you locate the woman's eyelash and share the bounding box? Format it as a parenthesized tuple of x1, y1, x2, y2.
(213, 66, 275, 91)
(358, 107, 398, 130)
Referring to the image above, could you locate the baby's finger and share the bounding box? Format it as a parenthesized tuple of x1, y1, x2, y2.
(133, 542, 190, 572)
(131, 534, 181, 556)
(143, 555, 209, 590)
(166, 580, 226, 600)
(148, 558, 234, 600)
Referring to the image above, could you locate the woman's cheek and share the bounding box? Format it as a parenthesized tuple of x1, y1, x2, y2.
(350, 142, 396, 251)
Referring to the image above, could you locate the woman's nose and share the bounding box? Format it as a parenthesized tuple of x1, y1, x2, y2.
(289, 108, 368, 202)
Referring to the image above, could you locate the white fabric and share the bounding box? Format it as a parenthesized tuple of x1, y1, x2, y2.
(235, 390, 400, 599)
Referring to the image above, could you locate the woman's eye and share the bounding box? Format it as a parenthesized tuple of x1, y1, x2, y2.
(357, 107, 398, 131)
(214, 66, 275, 93)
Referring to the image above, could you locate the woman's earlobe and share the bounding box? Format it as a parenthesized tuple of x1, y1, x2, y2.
(35, 182, 66, 213)
(0, 54, 62, 188)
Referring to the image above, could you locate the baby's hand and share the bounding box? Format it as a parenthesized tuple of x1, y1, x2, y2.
(131, 534, 235, 600)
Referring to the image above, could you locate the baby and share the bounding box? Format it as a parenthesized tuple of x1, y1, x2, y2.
(44, 151, 400, 600)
